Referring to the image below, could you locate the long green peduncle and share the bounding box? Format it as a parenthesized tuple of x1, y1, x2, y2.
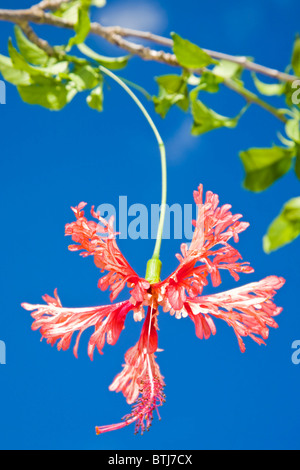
(99, 65, 167, 283)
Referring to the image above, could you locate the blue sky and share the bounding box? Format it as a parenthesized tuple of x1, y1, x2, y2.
(0, 0, 300, 450)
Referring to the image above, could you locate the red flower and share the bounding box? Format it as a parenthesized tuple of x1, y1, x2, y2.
(22, 185, 285, 434)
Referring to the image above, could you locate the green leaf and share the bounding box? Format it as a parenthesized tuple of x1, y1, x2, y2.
(213, 60, 242, 79)
(14, 26, 49, 66)
(171, 32, 213, 69)
(53, 1, 81, 22)
(87, 83, 103, 111)
(197, 71, 224, 93)
(292, 35, 300, 76)
(295, 145, 300, 180)
(8, 39, 68, 77)
(91, 0, 106, 6)
(263, 197, 300, 253)
(43, 61, 70, 75)
(153, 74, 189, 118)
(284, 81, 300, 108)
(190, 88, 243, 135)
(0, 54, 31, 85)
(240, 146, 295, 192)
(17, 78, 76, 110)
(8, 38, 70, 80)
(53, 0, 105, 21)
(69, 64, 100, 90)
(285, 117, 300, 144)
(252, 73, 285, 96)
(77, 43, 130, 70)
(191, 99, 240, 134)
(8, 39, 44, 76)
(68, 3, 91, 49)
(277, 132, 294, 148)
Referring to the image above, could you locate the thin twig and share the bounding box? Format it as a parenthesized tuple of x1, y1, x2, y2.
(18, 22, 56, 56)
(224, 78, 287, 123)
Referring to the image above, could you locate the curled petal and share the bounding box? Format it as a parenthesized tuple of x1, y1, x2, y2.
(157, 185, 254, 303)
(166, 281, 186, 311)
(22, 291, 134, 359)
(65, 203, 149, 301)
(185, 302, 217, 340)
(186, 276, 285, 352)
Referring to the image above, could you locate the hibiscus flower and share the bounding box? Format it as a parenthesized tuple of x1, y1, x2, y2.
(22, 185, 285, 434)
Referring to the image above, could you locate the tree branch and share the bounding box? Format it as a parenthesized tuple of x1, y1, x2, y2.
(107, 26, 298, 84)
(0, 2, 295, 124)
(0, 3, 298, 83)
(0, 6, 179, 65)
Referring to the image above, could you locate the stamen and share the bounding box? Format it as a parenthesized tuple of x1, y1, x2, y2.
(96, 361, 165, 435)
